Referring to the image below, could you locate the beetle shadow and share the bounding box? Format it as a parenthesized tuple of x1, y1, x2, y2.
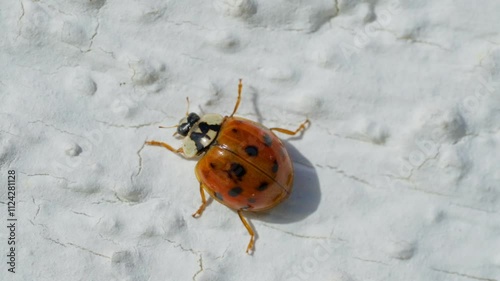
(246, 141, 321, 224)
(250, 88, 264, 125)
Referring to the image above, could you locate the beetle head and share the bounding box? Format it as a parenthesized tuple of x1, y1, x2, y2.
(176, 112, 200, 137)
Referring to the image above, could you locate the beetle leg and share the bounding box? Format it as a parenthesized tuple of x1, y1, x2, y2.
(230, 79, 243, 117)
(145, 140, 184, 155)
(192, 183, 208, 218)
(270, 119, 310, 136)
(237, 210, 255, 254)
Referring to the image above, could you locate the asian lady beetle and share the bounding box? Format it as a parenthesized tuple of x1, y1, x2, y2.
(146, 80, 309, 253)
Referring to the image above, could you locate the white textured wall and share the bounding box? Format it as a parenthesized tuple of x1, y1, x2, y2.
(1, 0, 499, 280)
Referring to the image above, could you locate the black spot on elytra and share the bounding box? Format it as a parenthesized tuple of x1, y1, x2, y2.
(257, 182, 269, 191)
(190, 122, 221, 153)
(231, 128, 238, 133)
(263, 134, 272, 147)
(228, 186, 243, 197)
(209, 162, 216, 169)
(229, 163, 246, 180)
(272, 160, 279, 173)
(245, 145, 258, 157)
(247, 198, 256, 203)
(215, 192, 224, 201)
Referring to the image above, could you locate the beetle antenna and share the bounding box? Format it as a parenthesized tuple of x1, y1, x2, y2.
(185, 97, 190, 116)
(230, 79, 243, 117)
(159, 125, 178, 129)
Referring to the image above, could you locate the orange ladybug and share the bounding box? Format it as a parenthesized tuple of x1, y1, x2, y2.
(146, 80, 309, 253)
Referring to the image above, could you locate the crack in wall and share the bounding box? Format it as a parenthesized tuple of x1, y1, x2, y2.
(32, 197, 41, 220)
(451, 203, 498, 214)
(431, 267, 497, 281)
(31, 217, 111, 259)
(182, 53, 205, 62)
(44, 235, 68, 248)
(98, 233, 121, 246)
(162, 236, 204, 280)
(375, 28, 451, 51)
(66, 242, 111, 259)
(91, 199, 120, 205)
(352, 256, 389, 266)
(131, 141, 146, 182)
(71, 210, 93, 217)
(20, 171, 75, 184)
(28, 119, 89, 141)
(94, 118, 170, 129)
(316, 164, 377, 189)
(384, 145, 442, 184)
(407, 183, 454, 198)
(16, 0, 25, 39)
(192, 255, 204, 281)
(98, 46, 117, 59)
(80, 0, 107, 54)
(113, 192, 128, 203)
(260, 223, 341, 241)
(334, 0, 340, 17)
(0, 129, 20, 137)
(82, 20, 100, 53)
(40, 229, 108, 258)
(385, 173, 454, 198)
(400, 37, 451, 51)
